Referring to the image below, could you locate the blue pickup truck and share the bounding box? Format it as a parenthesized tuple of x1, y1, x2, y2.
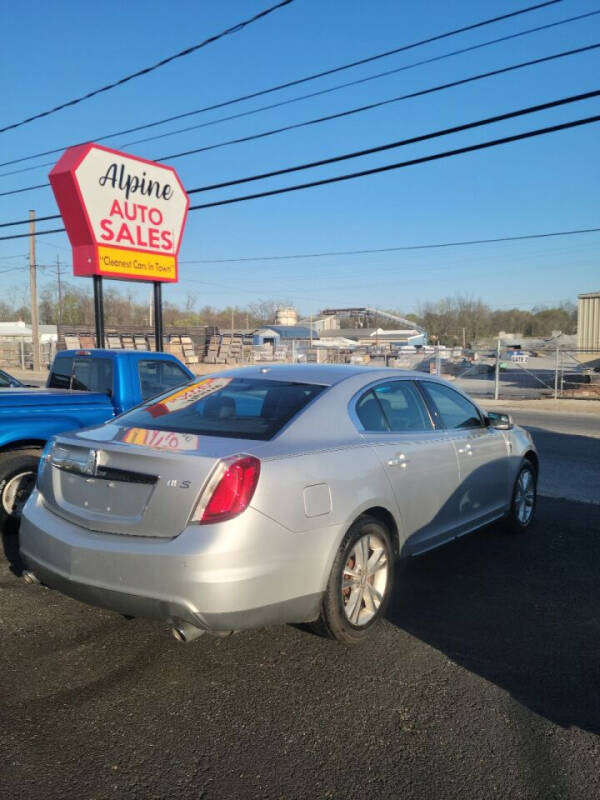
(0, 349, 193, 527)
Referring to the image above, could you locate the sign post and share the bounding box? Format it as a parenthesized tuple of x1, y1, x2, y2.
(49, 143, 189, 350)
(93, 275, 105, 349)
(153, 281, 163, 352)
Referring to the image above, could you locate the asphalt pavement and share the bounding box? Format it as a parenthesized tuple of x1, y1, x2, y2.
(1, 412, 599, 800)
(501, 409, 600, 505)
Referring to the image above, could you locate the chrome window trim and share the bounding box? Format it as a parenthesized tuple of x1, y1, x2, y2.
(348, 377, 436, 434)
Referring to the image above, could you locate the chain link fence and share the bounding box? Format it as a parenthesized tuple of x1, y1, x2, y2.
(0, 337, 56, 371)
(319, 345, 600, 401)
(1, 330, 598, 402)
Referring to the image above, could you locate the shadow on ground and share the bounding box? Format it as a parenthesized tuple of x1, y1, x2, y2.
(2, 520, 23, 577)
(387, 495, 600, 733)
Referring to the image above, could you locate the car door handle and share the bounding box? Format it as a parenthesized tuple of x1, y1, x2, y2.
(388, 452, 409, 468)
(458, 443, 472, 455)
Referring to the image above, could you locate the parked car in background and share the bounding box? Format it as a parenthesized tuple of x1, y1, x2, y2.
(0, 349, 193, 526)
(0, 368, 24, 388)
(21, 365, 538, 645)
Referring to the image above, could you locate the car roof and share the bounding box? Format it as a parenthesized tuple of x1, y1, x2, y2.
(59, 349, 180, 360)
(212, 364, 429, 387)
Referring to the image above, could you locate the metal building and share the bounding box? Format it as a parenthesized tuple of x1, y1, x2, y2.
(577, 290, 600, 350)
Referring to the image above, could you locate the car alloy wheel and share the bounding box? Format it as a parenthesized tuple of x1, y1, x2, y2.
(313, 515, 394, 643)
(505, 461, 537, 533)
(514, 468, 535, 526)
(341, 532, 389, 627)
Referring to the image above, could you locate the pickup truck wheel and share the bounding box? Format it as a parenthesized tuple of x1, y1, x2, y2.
(0, 449, 41, 530)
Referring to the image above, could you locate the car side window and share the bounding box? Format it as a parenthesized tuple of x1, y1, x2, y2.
(138, 359, 190, 401)
(421, 382, 484, 429)
(355, 390, 389, 431)
(355, 382, 433, 432)
(373, 381, 433, 431)
(0, 371, 10, 387)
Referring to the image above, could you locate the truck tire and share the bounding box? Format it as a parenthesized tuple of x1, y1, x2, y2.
(0, 448, 41, 532)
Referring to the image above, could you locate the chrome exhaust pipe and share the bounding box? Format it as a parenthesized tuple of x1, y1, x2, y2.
(171, 622, 205, 643)
(23, 570, 40, 585)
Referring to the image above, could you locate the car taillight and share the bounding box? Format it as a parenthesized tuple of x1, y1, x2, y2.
(36, 438, 55, 488)
(191, 455, 260, 525)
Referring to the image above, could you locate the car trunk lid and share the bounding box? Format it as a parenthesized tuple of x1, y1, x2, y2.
(39, 433, 253, 538)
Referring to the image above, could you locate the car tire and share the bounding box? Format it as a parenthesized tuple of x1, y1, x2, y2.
(312, 515, 394, 644)
(505, 460, 537, 533)
(0, 448, 41, 532)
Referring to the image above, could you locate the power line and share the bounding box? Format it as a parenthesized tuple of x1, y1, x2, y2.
(0, 0, 563, 167)
(179, 227, 600, 264)
(0, 213, 62, 229)
(0, 183, 48, 198)
(124, 12, 600, 153)
(1, 112, 598, 241)
(183, 88, 600, 193)
(3, 39, 598, 201)
(3, 84, 597, 229)
(0, 227, 66, 242)
(160, 44, 600, 166)
(8, 6, 593, 177)
(6, 83, 600, 234)
(0, 0, 296, 135)
(187, 113, 600, 210)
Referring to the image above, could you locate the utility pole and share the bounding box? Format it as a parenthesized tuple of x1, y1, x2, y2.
(56, 255, 63, 326)
(462, 327, 466, 349)
(29, 210, 41, 371)
(494, 337, 501, 401)
(554, 345, 559, 400)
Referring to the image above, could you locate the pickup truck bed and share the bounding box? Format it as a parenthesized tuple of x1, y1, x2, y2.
(0, 389, 114, 448)
(0, 348, 193, 529)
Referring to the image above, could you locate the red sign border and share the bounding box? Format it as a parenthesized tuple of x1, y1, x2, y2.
(49, 142, 190, 283)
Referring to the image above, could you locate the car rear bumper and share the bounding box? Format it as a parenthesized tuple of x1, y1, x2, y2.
(20, 491, 337, 631)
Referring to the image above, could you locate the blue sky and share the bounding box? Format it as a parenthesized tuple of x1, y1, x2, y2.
(1, 0, 598, 316)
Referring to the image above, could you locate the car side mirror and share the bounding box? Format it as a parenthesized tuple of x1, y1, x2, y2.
(487, 411, 513, 430)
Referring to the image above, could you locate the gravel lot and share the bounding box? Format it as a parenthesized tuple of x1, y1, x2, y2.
(1, 416, 599, 800)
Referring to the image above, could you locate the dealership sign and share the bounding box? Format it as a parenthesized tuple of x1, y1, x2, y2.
(49, 144, 189, 283)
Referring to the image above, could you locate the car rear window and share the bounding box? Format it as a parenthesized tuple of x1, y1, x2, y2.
(115, 377, 325, 440)
(71, 358, 113, 394)
(48, 356, 113, 393)
(48, 356, 73, 389)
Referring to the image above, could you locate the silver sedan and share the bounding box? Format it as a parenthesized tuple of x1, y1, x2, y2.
(20, 365, 538, 644)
